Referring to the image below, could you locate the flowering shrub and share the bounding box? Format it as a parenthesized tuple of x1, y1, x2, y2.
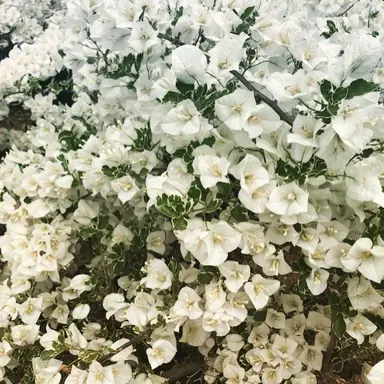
(2, 0, 384, 383)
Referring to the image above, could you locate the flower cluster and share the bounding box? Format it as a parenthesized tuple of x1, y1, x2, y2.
(1, 0, 384, 383)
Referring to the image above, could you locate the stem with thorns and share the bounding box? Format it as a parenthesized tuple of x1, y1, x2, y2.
(230, 70, 294, 126)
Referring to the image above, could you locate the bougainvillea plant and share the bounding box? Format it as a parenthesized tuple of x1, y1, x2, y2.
(1, 0, 384, 383)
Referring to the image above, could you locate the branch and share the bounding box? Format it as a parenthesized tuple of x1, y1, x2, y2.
(158, 33, 183, 46)
(230, 70, 294, 126)
(162, 361, 204, 383)
(60, 328, 152, 375)
(98, 328, 152, 363)
(322, 289, 336, 372)
(336, 0, 360, 17)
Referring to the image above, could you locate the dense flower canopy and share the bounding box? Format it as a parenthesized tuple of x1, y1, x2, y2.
(1, 0, 384, 383)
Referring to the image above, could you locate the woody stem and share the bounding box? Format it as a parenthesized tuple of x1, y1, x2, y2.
(230, 69, 294, 126)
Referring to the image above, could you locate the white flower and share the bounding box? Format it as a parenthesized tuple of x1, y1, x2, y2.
(285, 314, 306, 336)
(173, 287, 203, 320)
(27, 199, 50, 218)
(103, 293, 127, 320)
(110, 225, 134, 249)
(0, 341, 12, 367)
(262, 251, 292, 276)
(367, 360, 384, 384)
(51, 304, 70, 324)
(280, 294, 303, 314)
(18, 297, 43, 324)
(12, 324, 39, 345)
(287, 115, 321, 163)
(223, 364, 245, 384)
(266, 182, 309, 216)
(218, 261, 250, 293)
(298, 345, 323, 371)
(40, 326, 60, 350)
(146, 231, 166, 255)
(86, 361, 114, 384)
(230, 154, 270, 192)
(345, 315, 377, 345)
(341, 238, 384, 283)
(161, 100, 202, 136)
(141, 258, 173, 290)
(225, 334, 245, 352)
(72, 304, 90, 320)
(271, 335, 298, 359)
(171, 45, 208, 84)
(105, 363, 132, 384)
(33, 358, 62, 384)
(243, 104, 282, 138)
(109, 339, 137, 363)
(317, 221, 349, 247)
(193, 155, 231, 189)
(64, 366, 88, 384)
(306, 269, 329, 295)
(180, 319, 208, 347)
(73, 200, 99, 225)
(377, 334, 384, 352)
(111, 175, 139, 204)
(215, 90, 257, 131)
(202, 309, 232, 336)
(348, 277, 383, 311)
(66, 323, 88, 351)
(205, 281, 226, 312)
(129, 20, 158, 53)
(244, 274, 280, 310)
(146, 339, 177, 369)
(265, 309, 286, 329)
(262, 367, 283, 384)
(201, 221, 242, 266)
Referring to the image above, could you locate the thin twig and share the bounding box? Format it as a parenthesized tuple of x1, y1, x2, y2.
(98, 328, 152, 363)
(337, 0, 360, 17)
(162, 361, 204, 383)
(230, 70, 294, 126)
(322, 288, 336, 372)
(158, 33, 183, 46)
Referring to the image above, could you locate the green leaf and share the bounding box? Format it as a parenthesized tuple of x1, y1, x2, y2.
(171, 6, 183, 26)
(98, 215, 110, 230)
(57, 154, 69, 173)
(176, 82, 194, 95)
(188, 183, 202, 202)
(345, 79, 378, 99)
(172, 217, 188, 230)
(321, 20, 338, 38)
(163, 91, 185, 104)
(330, 290, 342, 318)
(320, 80, 335, 102)
(204, 198, 222, 213)
(253, 310, 267, 322)
(102, 165, 115, 177)
(231, 205, 248, 221)
(298, 274, 308, 292)
(157, 204, 179, 218)
(240, 6, 255, 20)
(332, 313, 346, 339)
(201, 136, 216, 147)
(79, 226, 99, 240)
(197, 272, 214, 285)
(333, 86, 348, 102)
(347, 309, 358, 318)
(40, 351, 53, 361)
(217, 182, 232, 200)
